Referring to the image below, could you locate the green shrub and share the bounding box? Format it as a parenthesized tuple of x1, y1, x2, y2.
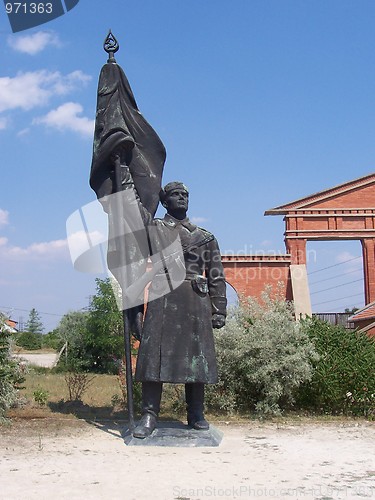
(33, 387, 49, 406)
(0, 321, 26, 421)
(53, 311, 90, 372)
(297, 318, 375, 417)
(41, 330, 61, 350)
(54, 280, 124, 374)
(16, 331, 42, 350)
(84, 278, 124, 373)
(206, 288, 318, 416)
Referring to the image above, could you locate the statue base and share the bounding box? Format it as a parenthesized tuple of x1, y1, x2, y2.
(122, 421, 223, 447)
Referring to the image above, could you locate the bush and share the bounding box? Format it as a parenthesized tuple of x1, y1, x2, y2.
(54, 280, 124, 374)
(65, 372, 95, 401)
(0, 321, 26, 421)
(206, 288, 318, 416)
(41, 330, 61, 350)
(297, 318, 375, 417)
(53, 311, 90, 373)
(16, 331, 42, 350)
(84, 278, 124, 373)
(33, 387, 49, 406)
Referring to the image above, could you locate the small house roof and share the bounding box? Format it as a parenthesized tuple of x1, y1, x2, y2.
(349, 301, 375, 322)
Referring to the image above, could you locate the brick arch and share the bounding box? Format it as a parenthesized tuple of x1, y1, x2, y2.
(222, 255, 293, 302)
(265, 173, 375, 309)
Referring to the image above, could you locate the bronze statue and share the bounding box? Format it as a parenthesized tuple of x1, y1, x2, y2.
(90, 33, 227, 439)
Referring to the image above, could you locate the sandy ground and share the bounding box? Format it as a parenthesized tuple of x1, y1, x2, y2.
(0, 418, 374, 500)
(12, 352, 58, 368)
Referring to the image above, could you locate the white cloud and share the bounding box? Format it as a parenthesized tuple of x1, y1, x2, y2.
(17, 128, 30, 137)
(336, 251, 362, 274)
(336, 251, 360, 264)
(0, 209, 9, 226)
(0, 70, 91, 113)
(0, 117, 7, 130)
(191, 216, 208, 224)
(8, 31, 61, 55)
(0, 237, 69, 261)
(260, 240, 273, 248)
(33, 102, 95, 138)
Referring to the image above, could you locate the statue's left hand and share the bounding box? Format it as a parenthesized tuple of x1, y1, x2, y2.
(212, 314, 226, 329)
(129, 307, 144, 341)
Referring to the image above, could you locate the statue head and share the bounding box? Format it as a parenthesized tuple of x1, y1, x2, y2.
(160, 181, 189, 220)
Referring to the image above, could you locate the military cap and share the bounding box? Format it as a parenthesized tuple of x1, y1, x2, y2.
(160, 181, 189, 202)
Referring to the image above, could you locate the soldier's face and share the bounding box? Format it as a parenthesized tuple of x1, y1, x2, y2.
(165, 189, 189, 213)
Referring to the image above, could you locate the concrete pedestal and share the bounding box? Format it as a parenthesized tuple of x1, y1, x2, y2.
(123, 421, 223, 447)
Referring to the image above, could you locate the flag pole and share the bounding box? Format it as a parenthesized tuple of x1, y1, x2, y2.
(113, 155, 135, 432)
(104, 31, 135, 432)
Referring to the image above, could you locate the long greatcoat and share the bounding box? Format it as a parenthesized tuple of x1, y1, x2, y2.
(134, 213, 227, 384)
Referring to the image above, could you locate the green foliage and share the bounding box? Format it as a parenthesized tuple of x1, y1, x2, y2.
(111, 393, 123, 407)
(84, 278, 124, 373)
(297, 318, 375, 417)
(0, 316, 26, 420)
(206, 288, 318, 416)
(53, 279, 125, 373)
(54, 310, 90, 372)
(15, 308, 44, 351)
(25, 308, 44, 335)
(16, 330, 42, 350)
(41, 329, 61, 350)
(33, 387, 49, 406)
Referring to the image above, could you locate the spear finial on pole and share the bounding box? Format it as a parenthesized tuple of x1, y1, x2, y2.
(104, 29, 119, 63)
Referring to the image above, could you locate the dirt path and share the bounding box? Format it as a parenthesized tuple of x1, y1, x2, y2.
(0, 419, 374, 499)
(12, 352, 58, 368)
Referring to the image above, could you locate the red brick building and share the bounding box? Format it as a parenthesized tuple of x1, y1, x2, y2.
(222, 173, 375, 323)
(349, 302, 375, 337)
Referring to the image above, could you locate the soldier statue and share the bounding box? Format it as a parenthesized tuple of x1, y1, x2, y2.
(111, 162, 227, 438)
(90, 33, 227, 439)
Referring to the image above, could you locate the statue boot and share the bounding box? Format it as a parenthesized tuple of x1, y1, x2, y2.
(185, 383, 209, 430)
(133, 382, 162, 439)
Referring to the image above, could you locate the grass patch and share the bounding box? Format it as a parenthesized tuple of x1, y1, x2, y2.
(9, 369, 125, 420)
(21, 370, 122, 406)
(8, 369, 372, 426)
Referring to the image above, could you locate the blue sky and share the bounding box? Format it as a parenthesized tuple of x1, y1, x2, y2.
(0, 0, 374, 331)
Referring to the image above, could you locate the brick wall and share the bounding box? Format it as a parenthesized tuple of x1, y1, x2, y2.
(222, 255, 293, 301)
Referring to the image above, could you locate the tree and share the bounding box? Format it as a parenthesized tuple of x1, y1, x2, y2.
(84, 278, 124, 373)
(16, 308, 44, 350)
(25, 308, 44, 335)
(54, 311, 89, 370)
(0, 314, 25, 421)
(344, 307, 359, 315)
(54, 279, 124, 373)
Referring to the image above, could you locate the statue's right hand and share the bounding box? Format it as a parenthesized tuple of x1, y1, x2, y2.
(110, 151, 121, 166)
(212, 313, 226, 329)
(120, 166, 133, 187)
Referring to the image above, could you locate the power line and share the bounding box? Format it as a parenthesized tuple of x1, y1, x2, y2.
(310, 278, 363, 296)
(309, 267, 363, 286)
(308, 255, 361, 275)
(312, 292, 364, 308)
(0, 306, 64, 318)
